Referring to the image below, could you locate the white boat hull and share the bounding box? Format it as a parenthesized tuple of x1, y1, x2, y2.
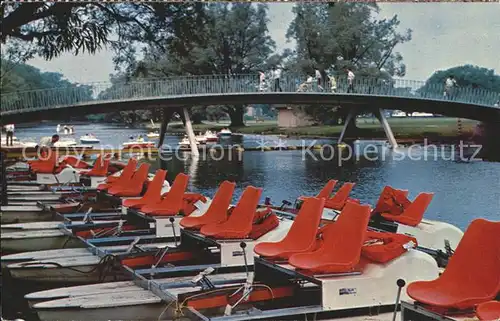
(2, 248, 94, 269)
(0, 206, 52, 224)
(8, 255, 126, 284)
(1, 230, 83, 253)
(36, 294, 164, 321)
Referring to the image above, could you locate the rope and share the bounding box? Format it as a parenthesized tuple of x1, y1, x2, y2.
(19, 254, 121, 282)
(156, 284, 275, 320)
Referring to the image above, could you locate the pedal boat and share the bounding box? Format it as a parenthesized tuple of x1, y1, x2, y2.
(28, 198, 441, 321)
(400, 218, 500, 321)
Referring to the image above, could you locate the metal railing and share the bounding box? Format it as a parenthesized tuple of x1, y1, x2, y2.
(1, 74, 499, 115)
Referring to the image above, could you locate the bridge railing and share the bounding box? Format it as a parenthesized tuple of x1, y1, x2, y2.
(1, 74, 499, 114)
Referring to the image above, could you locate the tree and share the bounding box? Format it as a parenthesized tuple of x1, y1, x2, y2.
(285, 3, 412, 125)
(419, 65, 500, 99)
(128, 3, 277, 126)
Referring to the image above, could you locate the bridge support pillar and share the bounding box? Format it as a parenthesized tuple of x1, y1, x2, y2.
(376, 108, 398, 148)
(338, 109, 356, 144)
(157, 109, 175, 148)
(182, 107, 200, 157)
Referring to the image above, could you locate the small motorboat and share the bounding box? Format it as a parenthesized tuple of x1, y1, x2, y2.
(178, 136, 200, 148)
(146, 131, 160, 138)
(54, 138, 78, 147)
(195, 133, 207, 144)
(218, 128, 232, 137)
(122, 140, 155, 149)
(79, 134, 100, 144)
(204, 130, 218, 142)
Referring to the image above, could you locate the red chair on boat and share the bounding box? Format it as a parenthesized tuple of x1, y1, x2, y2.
(140, 173, 189, 216)
(381, 192, 434, 226)
(288, 202, 371, 274)
(407, 219, 500, 311)
(200, 186, 262, 239)
(254, 197, 325, 260)
(80, 155, 110, 177)
(60, 155, 90, 169)
(477, 301, 500, 321)
(324, 182, 356, 210)
(30, 152, 62, 174)
(180, 181, 236, 230)
(108, 163, 150, 197)
(97, 158, 137, 191)
(122, 169, 167, 209)
(372, 186, 410, 216)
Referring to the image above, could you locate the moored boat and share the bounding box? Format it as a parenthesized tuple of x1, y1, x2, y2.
(122, 141, 155, 149)
(218, 128, 232, 137)
(146, 131, 160, 138)
(203, 130, 218, 142)
(79, 134, 100, 144)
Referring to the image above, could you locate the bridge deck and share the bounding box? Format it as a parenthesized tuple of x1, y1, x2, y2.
(1, 74, 499, 123)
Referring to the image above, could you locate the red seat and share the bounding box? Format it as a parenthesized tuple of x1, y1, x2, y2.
(407, 219, 500, 310)
(61, 155, 90, 169)
(477, 301, 500, 321)
(288, 202, 371, 274)
(31, 152, 59, 174)
(80, 155, 110, 177)
(372, 186, 410, 217)
(140, 173, 189, 216)
(180, 181, 236, 230)
(254, 197, 325, 260)
(122, 170, 167, 209)
(324, 182, 355, 210)
(108, 163, 150, 197)
(97, 158, 137, 191)
(200, 186, 262, 239)
(381, 192, 434, 226)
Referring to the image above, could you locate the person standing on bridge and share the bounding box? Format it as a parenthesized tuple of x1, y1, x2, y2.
(258, 70, 267, 92)
(4, 123, 15, 146)
(315, 69, 324, 91)
(444, 75, 457, 100)
(346, 68, 355, 93)
(272, 67, 282, 92)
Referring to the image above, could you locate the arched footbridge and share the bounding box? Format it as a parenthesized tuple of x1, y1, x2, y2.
(1, 74, 499, 150)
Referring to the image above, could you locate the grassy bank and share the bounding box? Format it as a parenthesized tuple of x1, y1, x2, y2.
(160, 118, 477, 142)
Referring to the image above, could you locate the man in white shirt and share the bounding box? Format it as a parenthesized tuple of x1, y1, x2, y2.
(4, 124, 15, 146)
(258, 71, 266, 92)
(272, 67, 282, 92)
(444, 75, 457, 99)
(315, 69, 323, 91)
(38, 134, 59, 148)
(346, 69, 355, 93)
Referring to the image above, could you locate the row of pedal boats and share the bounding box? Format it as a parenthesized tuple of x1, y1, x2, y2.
(1, 155, 499, 321)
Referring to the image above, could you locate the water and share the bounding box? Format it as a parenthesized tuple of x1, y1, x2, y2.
(11, 122, 500, 229)
(3, 123, 499, 320)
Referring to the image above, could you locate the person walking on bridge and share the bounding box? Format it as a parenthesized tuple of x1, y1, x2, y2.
(315, 69, 324, 91)
(272, 66, 282, 92)
(346, 68, 355, 93)
(4, 124, 15, 146)
(444, 75, 457, 100)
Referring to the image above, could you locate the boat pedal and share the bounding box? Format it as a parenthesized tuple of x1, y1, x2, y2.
(126, 236, 142, 253)
(191, 267, 216, 290)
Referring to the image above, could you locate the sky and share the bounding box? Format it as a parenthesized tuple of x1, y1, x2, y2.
(27, 3, 500, 84)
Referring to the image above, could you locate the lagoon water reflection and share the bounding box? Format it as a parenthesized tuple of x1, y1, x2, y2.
(14, 123, 500, 230)
(156, 146, 499, 231)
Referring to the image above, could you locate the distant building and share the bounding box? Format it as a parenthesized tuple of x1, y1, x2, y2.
(276, 106, 313, 128)
(246, 106, 263, 118)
